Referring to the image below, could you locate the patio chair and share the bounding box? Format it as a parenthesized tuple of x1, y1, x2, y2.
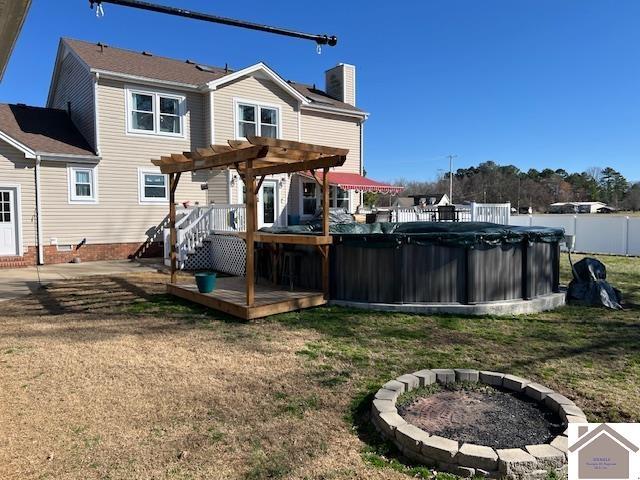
(438, 205, 457, 222)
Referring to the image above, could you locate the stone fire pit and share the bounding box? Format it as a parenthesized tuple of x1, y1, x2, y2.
(371, 369, 586, 479)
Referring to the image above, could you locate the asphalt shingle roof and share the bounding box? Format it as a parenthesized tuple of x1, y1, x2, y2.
(64, 38, 365, 113)
(64, 38, 228, 86)
(0, 103, 96, 156)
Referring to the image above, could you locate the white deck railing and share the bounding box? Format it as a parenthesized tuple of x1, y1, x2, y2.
(391, 202, 510, 224)
(163, 204, 248, 268)
(391, 207, 472, 223)
(163, 202, 512, 266)
(470, 202, 511, 224)
(176, 207, 213, 263)
(210, 203, 247, 233)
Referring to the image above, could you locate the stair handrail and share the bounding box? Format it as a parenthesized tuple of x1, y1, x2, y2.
(176, 205, 214, 263)
(163, 206, 200, 261)
(175, 206, 201, 229)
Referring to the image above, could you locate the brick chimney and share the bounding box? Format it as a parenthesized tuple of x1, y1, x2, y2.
(325, 63, 356, 106)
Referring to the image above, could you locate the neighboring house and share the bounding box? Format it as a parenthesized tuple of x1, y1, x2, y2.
(549, 201, 607, 214)
(568, 424, 639, 480)
(0, 38, 390, 267)
(394, 193, 450, 208)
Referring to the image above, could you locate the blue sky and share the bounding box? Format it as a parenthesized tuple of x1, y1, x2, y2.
(2, 0, 640, 182)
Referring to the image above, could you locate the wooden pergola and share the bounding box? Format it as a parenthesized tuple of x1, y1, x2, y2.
(152, 136, 348, 319)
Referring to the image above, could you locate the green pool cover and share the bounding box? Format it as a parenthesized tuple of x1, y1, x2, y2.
(261, 221, 565, 248)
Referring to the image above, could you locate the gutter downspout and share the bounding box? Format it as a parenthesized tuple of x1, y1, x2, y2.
(359, 120, 364, 211)
(35, 155, 44, 265)
(93, 72, 101, 156)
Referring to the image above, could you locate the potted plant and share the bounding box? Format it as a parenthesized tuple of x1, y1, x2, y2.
(195, 271, 217, 293)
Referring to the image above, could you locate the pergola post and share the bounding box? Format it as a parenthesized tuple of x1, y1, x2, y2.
(322, 167, 330, 299)
(169, 172, 181, 284)
(245, 161, 256, 306)
(156, 137, 349, 319)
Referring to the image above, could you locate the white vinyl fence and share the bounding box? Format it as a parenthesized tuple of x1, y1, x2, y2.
(510, 214, 640, 256)
(391, 202, 510, 224)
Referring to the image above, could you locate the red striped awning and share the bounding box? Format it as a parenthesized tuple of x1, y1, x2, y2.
(301, 171, 403, 194)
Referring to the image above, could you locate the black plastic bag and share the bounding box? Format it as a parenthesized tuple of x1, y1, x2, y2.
(567, 257, 623, 309)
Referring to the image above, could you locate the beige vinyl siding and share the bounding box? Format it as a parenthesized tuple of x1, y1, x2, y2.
(207, 170, 229, 204)
(49, 51, 95, 150)
(213, 75, 299, 220)
(212, 75, 364, 218)
(39, 79, 209, 245)
(0, 144, 37, 251)
(298, 110, 362, 215)
(300, 110, 360, 173)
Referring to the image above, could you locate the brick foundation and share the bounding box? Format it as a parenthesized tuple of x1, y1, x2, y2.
(3, 242, 163, 268)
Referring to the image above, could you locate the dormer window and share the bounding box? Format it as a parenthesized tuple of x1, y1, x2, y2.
(235, 100, 280, 139)
(127, 88, 185, 136)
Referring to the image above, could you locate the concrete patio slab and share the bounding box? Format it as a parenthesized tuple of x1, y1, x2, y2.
(0, 260, 161, 302)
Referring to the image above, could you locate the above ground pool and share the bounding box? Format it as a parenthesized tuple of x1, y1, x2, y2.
(256, 221, 566, 314)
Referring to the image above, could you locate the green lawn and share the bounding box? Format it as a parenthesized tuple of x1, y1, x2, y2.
(271, 253, 640, 476)
(1, 253, 638, 479)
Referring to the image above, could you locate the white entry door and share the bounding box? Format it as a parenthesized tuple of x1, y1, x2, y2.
(258, 180, 278, 228)
(0, 189, 17, 256)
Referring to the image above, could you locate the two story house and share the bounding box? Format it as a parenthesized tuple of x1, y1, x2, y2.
(0, 38, 398, 268)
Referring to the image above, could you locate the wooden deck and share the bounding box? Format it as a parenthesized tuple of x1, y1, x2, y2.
(167, 276, 326, 320)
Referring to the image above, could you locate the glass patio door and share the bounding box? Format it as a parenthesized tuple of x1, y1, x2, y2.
(258, 180, 278, 228)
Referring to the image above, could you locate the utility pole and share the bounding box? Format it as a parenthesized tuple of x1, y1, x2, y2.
(446, 154, 457, 203)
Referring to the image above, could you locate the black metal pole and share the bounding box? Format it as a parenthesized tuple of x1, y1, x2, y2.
(89, 0, 338, 46)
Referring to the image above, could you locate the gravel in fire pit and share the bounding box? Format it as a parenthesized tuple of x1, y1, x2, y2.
(397, 385, 563, 449)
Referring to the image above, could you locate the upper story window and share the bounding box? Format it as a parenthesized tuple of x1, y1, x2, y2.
(127, 88, 185, 136)
(68, 165, 98, 204)
(235, 101, 279, 139)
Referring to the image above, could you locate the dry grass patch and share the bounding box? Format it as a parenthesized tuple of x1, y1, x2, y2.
(0, 274, 408, 480)
(1, 253, 639, 479)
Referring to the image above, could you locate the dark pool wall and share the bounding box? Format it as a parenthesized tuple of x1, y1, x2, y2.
(257, 240, 560, 305)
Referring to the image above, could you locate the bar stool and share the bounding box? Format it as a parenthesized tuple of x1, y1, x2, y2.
(281, 250, 304, 291)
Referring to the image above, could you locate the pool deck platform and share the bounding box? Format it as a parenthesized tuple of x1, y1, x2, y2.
(167, 276, 326, 320)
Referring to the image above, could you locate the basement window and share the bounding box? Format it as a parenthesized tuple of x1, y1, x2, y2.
(68, 165, 97, 204)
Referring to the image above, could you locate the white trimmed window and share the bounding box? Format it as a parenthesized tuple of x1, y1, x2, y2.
(302, 181, 351, 216)
(127, 88, 184, 136)
(334, 186, 350, 211)
(68, 165, 97, 203)
(235, 101, 279, 139)
(139, 169, 168, 203)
